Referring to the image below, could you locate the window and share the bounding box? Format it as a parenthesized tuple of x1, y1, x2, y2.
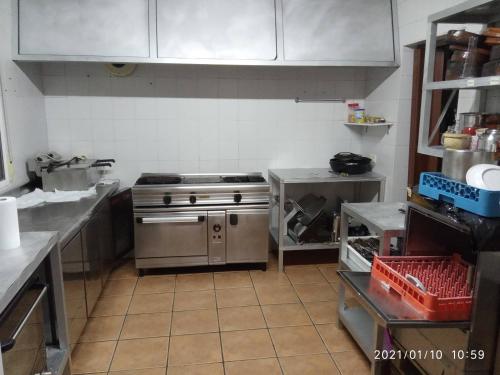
(0, 80, 9, 190)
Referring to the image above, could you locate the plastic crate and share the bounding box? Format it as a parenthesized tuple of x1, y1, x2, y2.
(371, 254, 473, 321)
(419, 172, 500, 218)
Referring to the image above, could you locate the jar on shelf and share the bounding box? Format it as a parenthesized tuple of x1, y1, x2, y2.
(347, 103, 359, 123)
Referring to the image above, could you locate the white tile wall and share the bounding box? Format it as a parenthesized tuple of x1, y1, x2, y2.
(0, 0, 48, 193)
(43, 64, 367, 187)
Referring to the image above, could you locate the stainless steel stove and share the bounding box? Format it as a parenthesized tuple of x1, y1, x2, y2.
(132, 173, 270, 270)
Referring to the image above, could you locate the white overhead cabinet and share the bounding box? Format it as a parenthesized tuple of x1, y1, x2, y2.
(282, 0, 395, 63)
(18, 0, 150, 57)
(156, 0, 277, 60)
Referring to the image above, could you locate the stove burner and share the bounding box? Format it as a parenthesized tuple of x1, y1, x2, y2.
(136, 176, 182, 185)
(222, 176, 266, 183)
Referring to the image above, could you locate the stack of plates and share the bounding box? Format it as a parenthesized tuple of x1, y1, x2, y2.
(466, 164, 500, 191)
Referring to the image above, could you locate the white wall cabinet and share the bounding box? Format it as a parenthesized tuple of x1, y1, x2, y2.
(282, 0, 395, 63)
(157, 0, 277, 61)
(18, 0, 150, 57)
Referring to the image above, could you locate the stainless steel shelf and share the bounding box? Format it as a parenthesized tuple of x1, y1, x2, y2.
(270, 226, 339, 251)
(338, 306, 375, 359)
(425, 75, 500, 91)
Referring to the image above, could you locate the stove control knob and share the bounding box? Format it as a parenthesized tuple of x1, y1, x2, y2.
(234, 193, 242, 203)
(189, 195, 197, 204)
(213, 224, 221, 232)
(163, 195, 172, 205)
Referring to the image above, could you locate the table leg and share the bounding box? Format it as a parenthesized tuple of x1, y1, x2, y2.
(371, 323, 386, 375)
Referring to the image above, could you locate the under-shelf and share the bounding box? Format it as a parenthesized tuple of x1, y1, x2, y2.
(425, 75, 500, 91)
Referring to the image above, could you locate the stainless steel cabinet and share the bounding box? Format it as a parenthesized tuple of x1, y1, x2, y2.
(18, 0, 150, 57)
(98, 200, 114, 286)
(81, 214, 103, 316)
(282, 0, 395, 62)
(61, 232, 86, 348)
(226, 209, 269, 263)
(157, 0, 277, 60)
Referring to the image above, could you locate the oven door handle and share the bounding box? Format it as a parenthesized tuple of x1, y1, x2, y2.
(137, 216, 205, 224)
(0, 285, 48, 353)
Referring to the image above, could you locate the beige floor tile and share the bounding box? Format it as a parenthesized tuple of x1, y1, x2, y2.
(270, 326, 327, 357)
(294, 283, 337, 303)
(215, 287, 259, 308)
(110, 337, 169, 371)
(175, 273, 214, 291)
(218, 306, 266, 331)
(167, 363, 224, 375)
(318, 265, 339, 283)
(128, 293, 174, 314)
(330, 282, 339, 292)
(109, 368, 166, 375)
(331, 350, 370, 375)
(285, 267, 327, 284)
(102, 279, 137, 297)
(304, 301, 338, 324)
(173, 290, 216, 311)
(279, 353, 340, 375)
(79, 316, 125, 342)
(214, 271, 252, 289)
(71, 341, 116, 374)
(250, 270, 290, 286)
(221, 329, 276, 361)
(109, 261, 138, 280)
(261, 303, 311, 328)
(90, 295, 132, 317)
(135, 275, 176, 294)
(316, 324, 358, 353)
(171, 309, 219, 335)
(121, 312, 171, 339)
(168, 333, 222, 366)
(255, 284, 299, 305)
(225, 358, 282, 375)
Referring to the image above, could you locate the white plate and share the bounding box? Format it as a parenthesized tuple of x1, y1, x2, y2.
(466, 164, 500, 190)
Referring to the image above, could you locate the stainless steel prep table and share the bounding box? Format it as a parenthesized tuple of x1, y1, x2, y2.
(268, 168, 386, 272)
(340, 202, 406, 272)
(0, 232, 70, 375)
(17, 183, 118, 248)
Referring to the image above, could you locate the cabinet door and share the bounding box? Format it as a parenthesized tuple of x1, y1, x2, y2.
(61, 232, 87, 347)
(226, 209, 268, 263)
(18, 0, 150, 57)
(98, 200, 114, 286)
(157, 0, 277, 60)
(282, 0, 395, 62)
(82, 215, 103, 316)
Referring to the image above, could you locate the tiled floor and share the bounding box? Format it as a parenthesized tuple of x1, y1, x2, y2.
(71, 253, 370, 375)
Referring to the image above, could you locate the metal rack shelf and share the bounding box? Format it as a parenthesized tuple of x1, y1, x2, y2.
(417, 0, 500, 158)
(425, 75, 500, 90)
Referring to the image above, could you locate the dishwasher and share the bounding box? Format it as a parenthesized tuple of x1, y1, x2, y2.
(0, 281, 51, 375)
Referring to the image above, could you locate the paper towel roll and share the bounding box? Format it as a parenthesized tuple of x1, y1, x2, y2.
(0, 197, 21, 250)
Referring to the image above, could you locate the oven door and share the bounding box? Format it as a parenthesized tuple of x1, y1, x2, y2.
(135, 211, 208, 258)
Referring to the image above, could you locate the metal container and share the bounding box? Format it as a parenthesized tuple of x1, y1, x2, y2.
(478, 129, 500, 152)
(459, 112, 483, 131)
(41, 163, 100, 191)
(442, 149, 496, 182)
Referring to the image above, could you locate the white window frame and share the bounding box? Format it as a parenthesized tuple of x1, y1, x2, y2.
(0, 77, 10, 190)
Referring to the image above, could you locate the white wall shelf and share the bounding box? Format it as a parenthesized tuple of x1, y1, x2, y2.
(344, 122, 393, 134)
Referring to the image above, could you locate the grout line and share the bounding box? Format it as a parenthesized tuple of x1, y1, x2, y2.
(165, 275, 177, 371)
(211, 272, 227, 374)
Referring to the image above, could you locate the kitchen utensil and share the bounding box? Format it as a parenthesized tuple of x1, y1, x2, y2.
(459, 112, 483, 129)
(478, 129, 500, 152)
(441, 132, 471, 149)
(329, 153, 372, 175)
(466, 164, 500, 190)
(442, 149, 496, 182)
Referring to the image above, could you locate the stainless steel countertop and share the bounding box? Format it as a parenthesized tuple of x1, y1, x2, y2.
(0, 231, 58, 313)
(18, 183, 118, 248)
(342, 202, 406, 233)
(268, 168, 385, 184)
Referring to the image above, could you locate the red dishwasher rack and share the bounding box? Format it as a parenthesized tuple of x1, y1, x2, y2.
(371, 254, 473, 321)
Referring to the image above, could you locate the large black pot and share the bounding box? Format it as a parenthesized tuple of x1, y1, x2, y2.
(329, 152, 372, 175)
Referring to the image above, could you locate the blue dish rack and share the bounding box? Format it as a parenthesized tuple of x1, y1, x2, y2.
(419, 172, 500, 218)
